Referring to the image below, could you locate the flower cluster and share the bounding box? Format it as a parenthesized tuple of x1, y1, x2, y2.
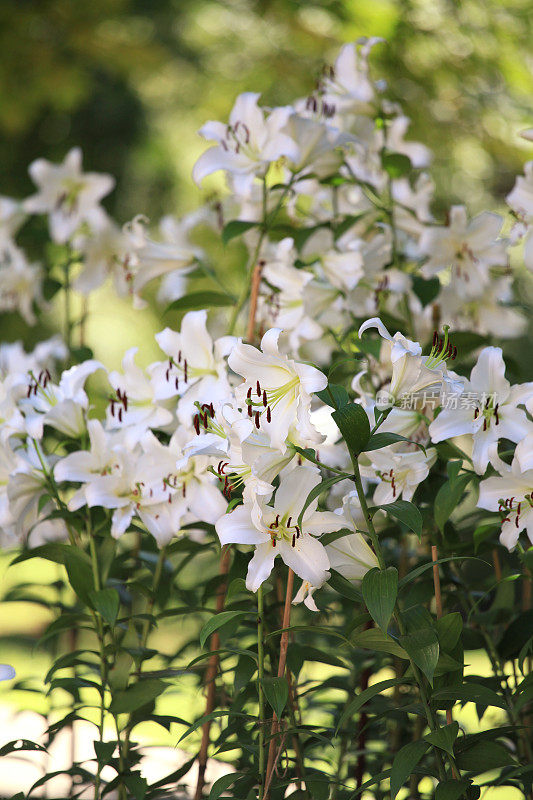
(0, 37, 531, 604)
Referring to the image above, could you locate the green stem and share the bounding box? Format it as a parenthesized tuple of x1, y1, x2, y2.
(64, 257, 72, 353)
(257, 584, 265, 800)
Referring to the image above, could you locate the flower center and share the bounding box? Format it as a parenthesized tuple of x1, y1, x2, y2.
(499, 493, 533, 530)
(473, 394, 499, 431)
(425, 325, 457, 369)
(245, 376, 300, 429)
(268, 513, 302, 548)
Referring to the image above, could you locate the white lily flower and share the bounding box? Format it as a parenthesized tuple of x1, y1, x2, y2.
(429, 347, 533, 474)
(107, 348, 174, 440)
(478, 451, 533, 550)
(419, 206, 506, 296)
(216, 465, 346, 591)
(229, 328, 327, 452)
(22, 359, 103, 439)
(506, 161, 533, 271)
(150, 310, 235, 425)
(0, 243, 43, 325)
(358, 318, 422, 363)
(319, 38, 383, 117)
(54, 419, 127, 509)
(370, 447, 437, 504)
(0, 196, 26, 248)
(292, 579, 326, 612)
(358, 318, 462, 410)
(24, 147, 114, 243)
(192, 93, 299, 194)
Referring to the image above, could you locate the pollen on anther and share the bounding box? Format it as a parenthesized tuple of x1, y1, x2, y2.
(254, 411, 260, 428)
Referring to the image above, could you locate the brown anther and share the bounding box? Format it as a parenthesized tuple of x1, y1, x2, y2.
(118, 408, 123, 423)
(203, 412, 209, 428)
(194, 415, 200, 435)
(256, 381, 261, 397)
(295, 526, 300, 538)
(247, 387, 252, 400)
(255, 411, 260, 429)
(266, 406, 271, 423)
(263, 390, 267, 407)
(287, 517, 292, 527)
(292, 534, 296, 547)
(175, 377, 179, 390)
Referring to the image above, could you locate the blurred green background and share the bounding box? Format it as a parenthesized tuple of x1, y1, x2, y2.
(2, 0, 533, 221)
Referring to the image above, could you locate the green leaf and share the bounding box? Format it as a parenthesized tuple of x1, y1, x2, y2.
(455, 741, 514, 773)
(399, 627, 439, 685)
(222, 219, 258, 244)
(209, 773, 244, 800)
(297, 473, 350, 530)
(331, 402, 371, 457)
(336, 677, 404, 733)
(0, 739, 47, 756)
(42, 277, 63, 301)
(124, 773, 147, 800)
(89, 588, 120, 626)
(372, 500, 423, 538)
(435, 613, 463, 653)
(94, 740, 115, 768)
(435, 779, 474, 800)
(381, 151, 412, 178)
(431, 683, 507, 711)
(435, 471, 473, 533)
(178, 710, 251, 743)
(64, 549, 94, 605)
(166, 291, 234, 314)
(11, 542, 77, 566)
(352, 627, 409, 659)
(390, 740, 429, 799)
(364, 432, 425, 453)
(108, 678, 167, 714)
(262, 676, 288, 718)
(424, 721, 459, 756)
(327, 570, 363, 603)
(199, 611, 250, 649)
(362, 567, 398, 633)
(316, 384, 350, 410)
(412, 276, 441, 308)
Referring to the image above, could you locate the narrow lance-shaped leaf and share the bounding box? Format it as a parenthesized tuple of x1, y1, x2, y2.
(390, 740, 429, 799)
(199, 611, 252, 649)
(400, 627, 440, 685)
(362, 567, 398, 633)
(370, 499, 423, 539)
(262, 676, 289, 719)
(332, 402, 371, 457)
